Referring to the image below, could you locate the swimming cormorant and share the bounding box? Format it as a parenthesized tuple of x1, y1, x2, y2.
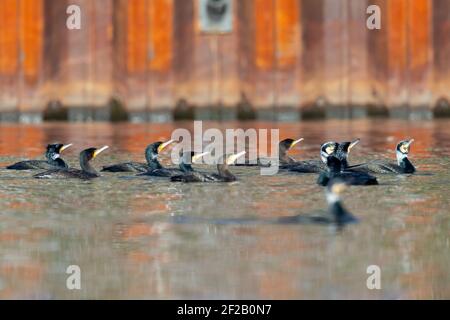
(33, 146, 109, 180)
(6, 143, 72, 170)
(101, 140, 175, 173)
(317, 155, 378, 186)
(170, 151, 246, 182)
(347, 139, 416, 174)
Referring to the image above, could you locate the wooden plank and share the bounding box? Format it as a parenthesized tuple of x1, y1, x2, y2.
(348, 0, 370, 108)
(274, 0, 301, 108)
(0, 0, 19, 112)
(367, 0, 389, 109)
(300, 0, 325, 108)
(432, 0, 450, 104)
(408, 0, 433, 108)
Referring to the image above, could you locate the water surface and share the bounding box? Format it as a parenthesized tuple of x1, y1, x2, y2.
(0, 119, 449, 299)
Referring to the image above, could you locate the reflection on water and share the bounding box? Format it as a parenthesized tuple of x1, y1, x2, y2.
(0, 119, 449, 299)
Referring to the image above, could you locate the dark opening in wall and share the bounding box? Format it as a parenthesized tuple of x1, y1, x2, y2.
(43, 100, 68, 121)
(108, 98, 129, 122)
(433, 97, 450, 118)
(236, 92, 256, 121)
(173, 98, 195, 120)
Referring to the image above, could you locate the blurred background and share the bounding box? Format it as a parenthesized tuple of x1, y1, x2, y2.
(0, 0, 449, 122)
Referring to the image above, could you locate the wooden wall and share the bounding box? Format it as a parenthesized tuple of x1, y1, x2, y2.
(0, 0, 449, 121)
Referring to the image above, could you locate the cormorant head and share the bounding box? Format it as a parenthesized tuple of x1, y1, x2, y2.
(81, 146, 109, 162)
(45, 143, 72, 160)
(396, 139, 414, 155)
(326, 178, 347, 201)
(336, 138, 360, 159)
(279, 138, 304, 154)
(325, 178, 358, 225)
(320, 141, 338, 164)
(146, 140, 176, 161)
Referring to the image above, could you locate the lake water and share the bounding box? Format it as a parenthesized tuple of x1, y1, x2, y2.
(0, 119, 449, 299)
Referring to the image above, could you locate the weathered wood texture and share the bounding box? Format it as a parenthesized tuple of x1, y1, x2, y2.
(0, 0, 449, 120)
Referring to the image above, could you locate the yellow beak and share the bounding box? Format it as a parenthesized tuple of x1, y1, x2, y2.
(93, 146, 109, 158)
(226, 151, 246, 165)
(60, 143, 73, 152)
(406, 139, 414, 147)
(290, 138, 304, 149)
(158, 139, 176, 154)
(348, 138, 360, 152)
(192, 151, 210, 163)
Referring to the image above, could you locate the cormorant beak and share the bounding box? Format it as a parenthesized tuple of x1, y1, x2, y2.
(406, 139, 414, 148)
(290, 138, 304, 149)
(158, 139, 176, 153)
(400, 139, 414, 154)
(226, 151, 246, 165)
(93, 146, 109, 158)
(348, 138, 360, 152)
(60, 143, 73, 152)
(192, 151, 210, 163)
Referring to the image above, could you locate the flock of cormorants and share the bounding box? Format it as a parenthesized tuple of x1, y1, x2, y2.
(5, 137, 415, 226)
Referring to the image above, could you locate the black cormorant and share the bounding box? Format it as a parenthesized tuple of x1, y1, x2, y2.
(317, 155, 378, 186)
(101, 140, 175, 173)
(347, 139, 415, 174)
(170, 151, 246, 182)
(33, 146, 109, 180)
(6, 143, 72, 170)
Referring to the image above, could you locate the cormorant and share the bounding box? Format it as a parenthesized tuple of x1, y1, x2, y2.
(33, 146, 109, 180)
(286, 139, 360, 173)
(233, 137, 304, 167)
(317, 155, 378, 186)
(347, 139, 416, 174)
(6, 143, 72, 170)
(101, 140, 175, 173)
(276, 178, 358, 226)
(170, 151, 246, 182)
(172, 178, 358, 227)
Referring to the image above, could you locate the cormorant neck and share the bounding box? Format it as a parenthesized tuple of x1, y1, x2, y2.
(179, 162, 193, 172)
(279, 151, 296, 165)
(47, 153, 68, 168)
(146, 150, 163, 171)
(80, 154, 98, 176)
(217, 164, 236, 181)
(326, 195, 357, 224)
(397, 151, 415, 173)
(49, 157, 68, 168)
(340, 158, 349, 169)
(326, 156, 343, 173)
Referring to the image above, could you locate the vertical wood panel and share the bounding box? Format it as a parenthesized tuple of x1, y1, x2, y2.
(0, 0, 19, 112)
(301, 0, 325, 108)
(0, 0, 447, 118)
(367, 0, 389, 109)
(433, 0, 450, 104)
(408, 0, 433, 108)
(387, 0, 408, 107)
